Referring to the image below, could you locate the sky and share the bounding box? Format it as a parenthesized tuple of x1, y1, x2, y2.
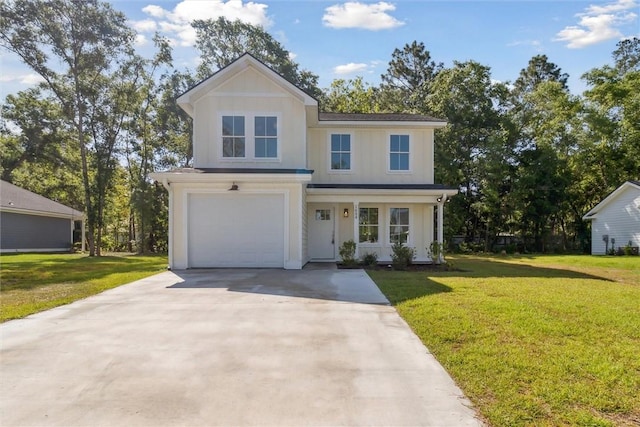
(1, 0, 639, 100)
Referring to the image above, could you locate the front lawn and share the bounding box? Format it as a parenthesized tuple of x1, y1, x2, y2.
(0, 253, 167, 322)
(368, 255, 640, 426)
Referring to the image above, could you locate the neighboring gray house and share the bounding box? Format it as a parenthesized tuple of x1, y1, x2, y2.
(583, 180, 640, 255)
(0, 180, 84, 253)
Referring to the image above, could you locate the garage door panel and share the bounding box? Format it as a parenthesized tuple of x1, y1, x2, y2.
(188, 193, 285, 268)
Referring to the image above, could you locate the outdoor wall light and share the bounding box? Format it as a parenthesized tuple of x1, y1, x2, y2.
(228, 182, 239, 191)
(343, 208, 349, 218)
(437, 197, 442, 202)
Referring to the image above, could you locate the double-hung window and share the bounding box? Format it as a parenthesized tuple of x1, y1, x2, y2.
(359, 207, 379, 243)
(389, 134, 410, 171)
(222, 116, 245, 157)
(254, 116, 278, 158)
(389, 207, 410, 244)
(330, 134, 351, 170)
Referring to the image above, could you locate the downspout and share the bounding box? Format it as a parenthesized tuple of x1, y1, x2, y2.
(162, 178, 173, 270)
(437, 194, 447, 264)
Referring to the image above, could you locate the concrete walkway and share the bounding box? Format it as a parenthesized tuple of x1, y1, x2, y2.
(1, 269, 482, 426)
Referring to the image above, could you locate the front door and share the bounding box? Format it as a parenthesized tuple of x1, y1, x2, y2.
(308, 206, 335, 260)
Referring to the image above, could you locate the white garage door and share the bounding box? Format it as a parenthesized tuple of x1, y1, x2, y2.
(188, 193, 285, 268)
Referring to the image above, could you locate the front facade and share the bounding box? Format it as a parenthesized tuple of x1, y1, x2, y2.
(0, 180, 84, 253)
(583, 181, 640, 255)
(152, 54, 457, 269)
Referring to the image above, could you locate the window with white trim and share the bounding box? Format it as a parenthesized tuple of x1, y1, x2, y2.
(222, 116, 245, 157)
(254, 116, 278, 158)
(389, 207, 409, 244)
(330, 134, 351, 170)
(359, 207, 379, 243)
(389, 134, 409, 171)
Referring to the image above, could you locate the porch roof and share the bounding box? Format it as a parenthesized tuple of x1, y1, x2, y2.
(306, 183, 458, 204)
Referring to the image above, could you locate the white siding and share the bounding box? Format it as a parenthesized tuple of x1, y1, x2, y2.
(590, 187, 640, 254)
(307, 128, 435, 184)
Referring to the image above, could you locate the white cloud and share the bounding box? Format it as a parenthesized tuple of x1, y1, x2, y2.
(139, 0, 272, 47)
(131, 19, 158, 33)
(0, 72, 45, 85)
(333, 62, 369, 75)
(323, 2, 404, 30)
(554, 0, 638, 48)
(135, 34, 149, 47)
(507, 39, 543, 51)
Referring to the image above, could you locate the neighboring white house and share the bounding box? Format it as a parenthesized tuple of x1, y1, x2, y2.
(582, 180, 640, 255)
(151, 53, 457, 269)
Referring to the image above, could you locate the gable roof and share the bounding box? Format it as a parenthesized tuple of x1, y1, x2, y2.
(0, 180, 83, 219)
(176, 53, 318, 116)
(175, 53, 447, 126)
(582, 180, 640, 220)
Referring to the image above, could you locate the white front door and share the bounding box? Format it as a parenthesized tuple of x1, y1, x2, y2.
(308, 206, 335, 260)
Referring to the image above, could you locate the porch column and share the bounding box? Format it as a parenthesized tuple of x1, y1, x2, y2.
(437, 195, 447, 263)
(353, 201, 359, 259)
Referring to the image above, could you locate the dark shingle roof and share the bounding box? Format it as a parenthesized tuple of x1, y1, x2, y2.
(318, 112, 446, 123)
(160, 168, 314, 175)
(0, 180, 83, 217)
(307, 183, 457, 190)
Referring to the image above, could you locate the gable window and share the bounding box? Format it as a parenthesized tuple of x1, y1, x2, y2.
(222, 116, 245, 157)
(330, 134, 351, 170)
(389, 134, 409, 171)
(359, 207, 379, 243)
(255, 116, 278, 158)
(389, 207, 409, 244)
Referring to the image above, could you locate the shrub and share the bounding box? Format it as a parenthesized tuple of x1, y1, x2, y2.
(361, 251, 378, 267)
(339, 240, 357, 266)
(428, 241, 443, 264)
(391, 241, 415, 270)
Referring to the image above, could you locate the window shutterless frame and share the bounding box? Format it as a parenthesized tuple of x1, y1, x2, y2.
(219, 112, 281, 161)
(328, 132, 353, 172)
(388, 133, 411, 172)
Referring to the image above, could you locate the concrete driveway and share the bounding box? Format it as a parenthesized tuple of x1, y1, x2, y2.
(1, 267, 482, 426)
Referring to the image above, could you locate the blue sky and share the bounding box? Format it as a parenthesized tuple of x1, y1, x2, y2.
(1, 0, 639, 100)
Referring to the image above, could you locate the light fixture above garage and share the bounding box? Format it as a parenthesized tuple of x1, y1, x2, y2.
(343, 208, 349, 218)
(228, 182, 239, 191)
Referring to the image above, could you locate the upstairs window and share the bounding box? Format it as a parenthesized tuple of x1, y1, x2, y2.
(389, 207, 410, 244)
(255, 116, 278, 158)
(359, 207, 379, 243)
(389, 134, 410, 171)
(331, 134, 351, 170)
(222, 116, 245, 157)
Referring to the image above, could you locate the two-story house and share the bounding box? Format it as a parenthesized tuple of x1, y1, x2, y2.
(151, 53, 457, 269)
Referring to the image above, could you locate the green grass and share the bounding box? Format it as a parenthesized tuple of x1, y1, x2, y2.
(368, 255, 640, 427)
(0, 253, 167, 322)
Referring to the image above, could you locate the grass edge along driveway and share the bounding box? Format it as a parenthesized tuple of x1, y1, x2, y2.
(369, 255, 640, 427)
(1, 253, 167, 322)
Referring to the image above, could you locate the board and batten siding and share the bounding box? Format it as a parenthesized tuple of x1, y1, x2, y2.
(0, 212, 72, 251)
(306, 127, 435, 185)
(589, 186, 640, 254)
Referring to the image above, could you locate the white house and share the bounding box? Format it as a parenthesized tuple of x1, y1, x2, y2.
(151, 54, 457, 269)
(582, 180, 640, 255)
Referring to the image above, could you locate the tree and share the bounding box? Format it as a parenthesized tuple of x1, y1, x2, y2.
(0, 0, 136, 255)
(379, 41, 443, 113)
(192, 17, 321, 98)
(581, 37, 640, 207)
(320, 77, 382, 113)
(427, 60, 508, 245)
(0, 89, 83, 209)
(513, 54, 569, 96)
